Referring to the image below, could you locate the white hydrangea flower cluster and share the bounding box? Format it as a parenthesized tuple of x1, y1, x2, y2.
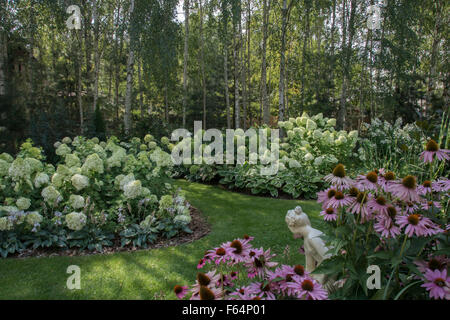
(81, 153, 104, 175)
(16, 197, 31, 210)
(65, 212, 87, 231)
(26, 211, 43, 226)
(34, 172, 50, 188)
(69, 195, 85, 209)
(71, 174, 90, 191)
(8, 158, 32, 181)
(41, 186, 61, 204)
(123, 180, 143, 199)
(55, 144, 72, 156)
(149, 148, 173, 167)
(0, 217, 13, 231)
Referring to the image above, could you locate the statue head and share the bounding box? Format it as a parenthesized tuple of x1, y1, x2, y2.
(285, 206, 311, 238)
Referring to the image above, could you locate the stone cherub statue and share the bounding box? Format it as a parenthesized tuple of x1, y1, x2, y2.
(285, 206, 331, 284)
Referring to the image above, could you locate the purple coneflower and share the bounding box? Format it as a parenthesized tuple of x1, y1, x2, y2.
(288, 277, 328, 300)
(368, 195, 390, 216)
(317, 187, 337, 208)
(374, 216, 400, 239)
(190, 271, 222, 300)
(378, 171, 396, 192)
(327, 191, 353, 209)
(396, 213, 440, 237)
(417, 180, 433, 195)
(389, 175, 421, 203)
(355, 171, 379, 191)
(414, 255, 448, 274)
(247, 281, 276, 300)
(244, 248, 278, 279)
(223, 238, 252, 263)
(324, 164, 353, 190)
(319, 207, 338, 221)
(205, 246, 234, 265)
(174, 285, 189, 299)
(420, 139, 450, 163)
(421, 200, 441, 211)
(433, 178, 450, 193)
(421, 269, 450, 300)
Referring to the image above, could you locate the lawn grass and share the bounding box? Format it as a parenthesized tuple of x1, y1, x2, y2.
(0, 180, 322, 299)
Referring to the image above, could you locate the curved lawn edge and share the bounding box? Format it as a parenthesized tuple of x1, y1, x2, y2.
(0, 180, 322, 300)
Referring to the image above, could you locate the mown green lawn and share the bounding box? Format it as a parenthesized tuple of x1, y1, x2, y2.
(0, 181, 322, 299)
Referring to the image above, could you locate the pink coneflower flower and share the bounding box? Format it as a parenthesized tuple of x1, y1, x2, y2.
(317, 187, 337, 208)
(223, 238, 252, 264)
(378, 171, 396, 192)
(433, 178, 450, 192)
(421, 200, 441, 211)
(319, 207, 338, 221)
(191, 270, 222, 297)
(368, 195, 390, 216)
(421, 269, 450, 300)
(420, 139, 450, 163)
(247, 281, 276, 300)
(349, 192, 372, 222)
(355, 171, 379, 191)
(404, 201, 419, 214)
(288, 277, 328, 300)
(244, 248, 278, 279)
(327, 191, 353, 209)
(420, 217, 444, 236)
(267, 265, 309, 296)
(389, 175, 421, 203)
(174, 285, 189, 299)
(396, 214, 439, 237)
(190, 285, 223, 300)
(324, 164, 353, 190)
(205, 246, 234, 265)
(414, 255, 449, 273)
(374, 216, 401, 238)
(418, 180, 433, 195)
(228, 287, 264, 300)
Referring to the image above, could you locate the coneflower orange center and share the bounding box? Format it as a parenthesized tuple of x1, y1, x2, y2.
(349, 187, 359, 197)
(402, 176, 416, 189)
(199, 286, 215, 300)
(434, 278, 445, 287)
(294, 265, 305, 276)
(423, 181, 432, 188)
(387, 206, 397, 219)
(197, 272, 211, 286)
(376, 196, 386, 206)
(384, 171, 395, 180)
(327, 189, 336, 199)
(286, 274, 293, 282)
(332, 164, 346, 178)
(366, 171, 378, 183)
(301, 279, 314, 292)
(230, 240, 243, 254)
(428, 259, 443, 271)
(426, 139, 439, 152)
(407, 214, 420, 226)
(334, 191, 344, 200)
(326, 208, 335, 215)
(174, 285, 183, 294)
(243, 234, 250, 240)
(356, 192, 368, 204)
(216, 247, 226, 256)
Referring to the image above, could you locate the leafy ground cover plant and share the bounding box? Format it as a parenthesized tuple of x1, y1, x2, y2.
(174, 235, 328, 300)
(314, 141, 449, 300)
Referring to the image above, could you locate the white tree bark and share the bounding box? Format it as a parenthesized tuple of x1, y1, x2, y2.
(124, 0, 135, 136)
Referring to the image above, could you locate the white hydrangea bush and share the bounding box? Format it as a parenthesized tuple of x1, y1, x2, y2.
(0, 135, 192, 258)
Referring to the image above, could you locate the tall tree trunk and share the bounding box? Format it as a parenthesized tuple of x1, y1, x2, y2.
(224, 40, 231, 129)
(124, 0, 135, 136)
(278, 0, 292, 125)
(114, 0, 123, 122)
(245, 0, 251, 129)
(0, 26, 7, 97)
(426, 0, 443, 117)
(82, 0, 93, 114)
(337, 0, 356, 130)
(183, 0, 190, 128)
(300, 1, 310, 113)
(240, 9, 247, 130)
(261, 0, 270, 125)
(92, 0, 100, 116)
(137, 56, 144, 118)
(164, 81, 169, 123)
(76, 30, 84, 134)
(199, 0, 207, 129)
(233, 16, 240, 129)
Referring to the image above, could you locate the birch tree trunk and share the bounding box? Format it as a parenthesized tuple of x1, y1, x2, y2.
(261, 0, 270, 125)
(124, 0, 135, 136)
(199, 0, 207, 129)
(92, 0, 100, 115)
(183, 0, 190, 128)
